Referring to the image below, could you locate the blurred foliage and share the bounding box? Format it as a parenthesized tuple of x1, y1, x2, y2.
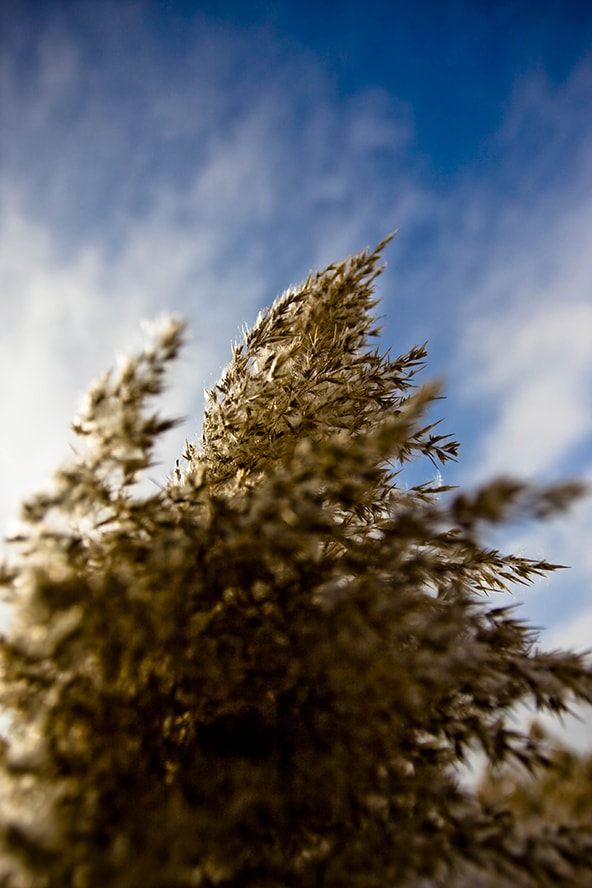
(451, 728, 592, 887)
(0, 237, 591, 887)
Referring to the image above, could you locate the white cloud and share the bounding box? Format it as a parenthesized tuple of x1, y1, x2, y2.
(449, 192, 592, 655)
(464, 297, 592, 478)
(450, 61, 592, 485)
(550, 606, 592, 656)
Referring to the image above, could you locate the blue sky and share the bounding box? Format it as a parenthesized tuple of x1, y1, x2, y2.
(1, 1, 592, 739)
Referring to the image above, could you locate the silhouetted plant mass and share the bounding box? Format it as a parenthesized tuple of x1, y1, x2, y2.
(0, 237, 591, 887)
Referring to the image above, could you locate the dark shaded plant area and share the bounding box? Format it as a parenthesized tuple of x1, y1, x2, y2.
(1, 238, 591, 887)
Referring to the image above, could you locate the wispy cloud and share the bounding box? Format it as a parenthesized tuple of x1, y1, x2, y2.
(448, 71, 592, 676)
(460, 256, 592, 481)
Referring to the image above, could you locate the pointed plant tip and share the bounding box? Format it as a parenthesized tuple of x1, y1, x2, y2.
(139, 314, 187, 354)
(376, 231, 398, 251)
